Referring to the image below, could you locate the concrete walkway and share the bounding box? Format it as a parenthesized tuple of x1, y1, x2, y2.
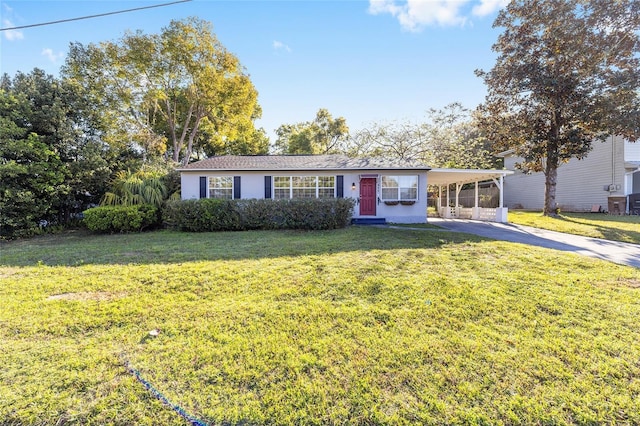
(424, 218, 640, 269)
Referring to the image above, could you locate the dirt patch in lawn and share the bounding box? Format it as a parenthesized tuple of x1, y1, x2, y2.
(47, 292, 126, 301)
(0, 267, 21, 279)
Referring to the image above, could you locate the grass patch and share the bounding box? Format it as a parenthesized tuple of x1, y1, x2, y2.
(509, 211, 640, 244)
(388, 223, 442, 229)
(2, 227, 640, 424)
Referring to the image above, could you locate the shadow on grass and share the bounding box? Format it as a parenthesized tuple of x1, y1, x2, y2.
(556, 214, 640, 244)
(0, 226, 490, 267)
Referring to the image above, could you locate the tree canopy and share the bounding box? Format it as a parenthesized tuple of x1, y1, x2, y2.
(0, 69, 131, 237)
(476, 0, 640, 215)
(274, 108, 349, 154)
(350, 103, 499, 169)
(63, 17, 265, 165)
(0, 89, 65, 237)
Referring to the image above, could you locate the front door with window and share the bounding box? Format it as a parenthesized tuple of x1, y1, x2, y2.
(359, 178, 377, 216)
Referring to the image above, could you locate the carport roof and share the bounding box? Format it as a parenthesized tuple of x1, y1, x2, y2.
(427, 168, 513, 186)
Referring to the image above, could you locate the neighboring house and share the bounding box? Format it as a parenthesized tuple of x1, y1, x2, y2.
(500, 136, 640, 213)
(179, 155, 431, 224)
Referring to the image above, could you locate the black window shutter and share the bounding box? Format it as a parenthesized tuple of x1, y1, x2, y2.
(336, 175, 344, 198)
(233, 176, 241, 199)
(264, 176, 272, 199)
(199, 176, 207, 199)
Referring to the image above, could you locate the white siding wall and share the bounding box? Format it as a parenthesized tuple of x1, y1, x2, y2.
(625, 140, 640, 161)
(503, 136, 627, 211)
(181, 170, 427, 223)
(181, 173, 201, 200)
(350, 172, 428, 224)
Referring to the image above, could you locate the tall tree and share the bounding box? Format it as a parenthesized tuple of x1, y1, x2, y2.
(476, 0, 640, 216)
(425, 104, 498, 169)
(349, 103, 499, 169)
(274, 108, 349, 154)
(4, 70, 132, 222)
(63, 17, 263, 165)
(0, 90, 65, 237)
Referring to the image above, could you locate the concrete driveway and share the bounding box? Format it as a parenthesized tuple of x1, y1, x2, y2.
(425, 218, 640, 269)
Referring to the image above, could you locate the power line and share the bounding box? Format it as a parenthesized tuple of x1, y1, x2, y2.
(0, 0, 192, 31)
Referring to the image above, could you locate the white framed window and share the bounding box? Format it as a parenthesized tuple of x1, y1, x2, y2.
(317, 176, 335, 198)
(273, 176, 336, 199)
(274, 176, 291, 199)
(381, 175, 418, 200)
(209, 176, 233, 199)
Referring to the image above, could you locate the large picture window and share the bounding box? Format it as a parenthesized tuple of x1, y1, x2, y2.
(273, 176, 336, 199)
(381, 175, 418, 200)
(209, 176, 233, 199)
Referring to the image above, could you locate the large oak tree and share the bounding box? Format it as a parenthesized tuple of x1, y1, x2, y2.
(63, 17, 264, 165)
(476, 0, 640, 215)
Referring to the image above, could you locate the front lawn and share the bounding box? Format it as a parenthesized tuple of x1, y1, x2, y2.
(2, 227, 640, 424)
(509, 211, 640, 244)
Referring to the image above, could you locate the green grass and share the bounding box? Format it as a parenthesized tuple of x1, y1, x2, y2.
(388, 223, 442, 229)
(2, 227, 640, 425)
(508, 211, 640, 244)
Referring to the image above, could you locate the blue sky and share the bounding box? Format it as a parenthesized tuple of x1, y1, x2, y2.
(0, 0, 508, 140)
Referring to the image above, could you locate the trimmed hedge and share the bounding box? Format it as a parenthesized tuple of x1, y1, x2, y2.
(83, 204, 159, 233)
(163, 198, 355, 232)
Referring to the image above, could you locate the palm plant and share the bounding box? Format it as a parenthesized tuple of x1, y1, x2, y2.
(101, 168, 177, 207)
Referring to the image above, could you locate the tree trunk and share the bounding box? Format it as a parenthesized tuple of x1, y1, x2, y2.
(181, 113, 204, 167)
(543, 153, 559, 217)
(544, 109, 562, 217)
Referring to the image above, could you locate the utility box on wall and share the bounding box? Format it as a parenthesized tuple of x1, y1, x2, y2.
(608, 196, 627, 215)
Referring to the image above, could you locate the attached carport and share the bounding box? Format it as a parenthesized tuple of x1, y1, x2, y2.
(427, 168, 514, 222)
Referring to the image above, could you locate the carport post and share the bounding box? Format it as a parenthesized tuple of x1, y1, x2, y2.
(491, 174, 508, 223)
(446, 184, 450, 210)
(492, 176, 505, 208)
(472, 181, 480, 220)
(456, 183, 462, 217)
(474, 181, 479, 208)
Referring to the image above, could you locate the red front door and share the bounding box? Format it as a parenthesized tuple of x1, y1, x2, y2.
(359, 178, 377, 216)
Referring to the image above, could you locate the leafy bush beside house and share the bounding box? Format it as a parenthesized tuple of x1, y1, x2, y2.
(163, 198, 355, 232)
(83, 204, 159, 233)
(82, 167, 180, 233)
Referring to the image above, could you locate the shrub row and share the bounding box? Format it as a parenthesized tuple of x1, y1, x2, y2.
(83, 204, 159, 233)
(162, 198, 355, 232)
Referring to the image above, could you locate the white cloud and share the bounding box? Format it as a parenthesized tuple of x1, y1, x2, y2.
(273, 40, 292, 53)
(369, 0, 507, 31)
(41, 48, 63, 63)
(369, 0, 470, 31)
(2, 19, 24, 41)
(472, 0, 509, 17)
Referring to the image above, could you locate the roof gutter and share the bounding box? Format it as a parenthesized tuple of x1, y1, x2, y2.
(178, 167, 432, 172)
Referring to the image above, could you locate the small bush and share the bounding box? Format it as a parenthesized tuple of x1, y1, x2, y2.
(83, 204, 159, 233)
(163, 198, 355, 232)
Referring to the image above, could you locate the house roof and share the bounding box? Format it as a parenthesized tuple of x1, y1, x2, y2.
(179, 155, 431, 172)
(179, 155, 513, 185)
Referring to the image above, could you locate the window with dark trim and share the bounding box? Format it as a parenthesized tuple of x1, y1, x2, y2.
(273, 176, 336, 199)
(208, 176, 233, 199)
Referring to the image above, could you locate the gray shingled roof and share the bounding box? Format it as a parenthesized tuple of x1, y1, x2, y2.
(179, 155, 431, 171)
